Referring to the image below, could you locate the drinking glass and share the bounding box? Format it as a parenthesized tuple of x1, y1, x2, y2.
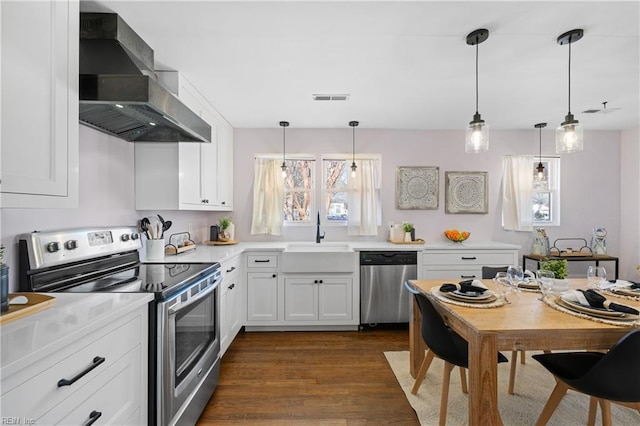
(494, 272, 513, 303)
(587, 266, 607, 289)
(536, 270, 555, 300)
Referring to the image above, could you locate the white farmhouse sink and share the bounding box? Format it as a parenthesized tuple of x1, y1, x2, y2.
(281, 242, 356, 272)
(285, 242, 352, 252)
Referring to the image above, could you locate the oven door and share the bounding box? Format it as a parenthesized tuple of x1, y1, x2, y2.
(157, 272, 221, 426)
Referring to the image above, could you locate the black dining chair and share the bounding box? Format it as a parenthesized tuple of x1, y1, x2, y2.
(481, 265, 522, 395)
(532, 328, 640, 426)
(404, 281, 508, 426)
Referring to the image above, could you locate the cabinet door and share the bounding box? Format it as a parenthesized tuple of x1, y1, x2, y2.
(318, 278, 353, 321)
(217, 121, 234, 209)
(1, 0, 79, 208)
(227, 276, 242, 338)
(246, 272, 278, 321)
(219, 287, 230, 355)
(284, 278, 318, 321)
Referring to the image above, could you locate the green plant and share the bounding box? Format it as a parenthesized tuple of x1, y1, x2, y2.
(402, 223, 414, 232)
(219, 217, 232, 230)
(539, 258, 568, 279)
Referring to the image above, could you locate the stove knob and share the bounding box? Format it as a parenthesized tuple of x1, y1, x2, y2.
(131, 233, 139, 240)
(46, 242, 60, 253)
(64, 240, 78, 250)
(121, 234, 130, 242)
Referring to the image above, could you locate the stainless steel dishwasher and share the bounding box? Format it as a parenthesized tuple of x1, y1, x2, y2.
(360, 251, 417, 325)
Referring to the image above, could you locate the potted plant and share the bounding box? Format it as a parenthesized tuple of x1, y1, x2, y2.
(218, 217, 233, 242)
(1, 244, 8, 312)
(539, 258, 569, 293)
(402, 223, 414, 242)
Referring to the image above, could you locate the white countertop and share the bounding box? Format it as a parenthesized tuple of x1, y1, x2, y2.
(0, 293, 153, 378)
(143, 240, 521, 264)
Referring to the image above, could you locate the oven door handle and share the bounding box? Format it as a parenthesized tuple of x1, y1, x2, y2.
(168, 277, 220, 316)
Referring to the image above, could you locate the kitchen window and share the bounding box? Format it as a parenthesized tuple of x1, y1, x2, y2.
(502, 155, 561, 231)
(283, 158, 316, 223)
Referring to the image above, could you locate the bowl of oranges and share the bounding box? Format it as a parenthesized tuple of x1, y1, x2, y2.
(444, 229, 470, 243)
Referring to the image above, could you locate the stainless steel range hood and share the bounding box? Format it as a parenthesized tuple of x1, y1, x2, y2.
(79, 13, 210, 143)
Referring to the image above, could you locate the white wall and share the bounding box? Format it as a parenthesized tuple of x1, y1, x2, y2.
(1, 125, 633, 291)
(620, 127, 640, 279)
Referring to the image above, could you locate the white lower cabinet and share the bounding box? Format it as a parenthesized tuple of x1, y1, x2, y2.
(421, 245, 519, 280)
(0, 295, 149, 425)
(219, 255, 242, 356)
(284, 276, 353, 322)
(246, 272, 279, 322)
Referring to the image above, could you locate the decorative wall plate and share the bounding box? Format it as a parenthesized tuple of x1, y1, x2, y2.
(396, 166, 439, 210)
(445, 171, 488, 214)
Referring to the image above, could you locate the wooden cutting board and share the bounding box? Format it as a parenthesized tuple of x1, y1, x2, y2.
(204, 240, 239, 246)
(0, 293, 56, 325)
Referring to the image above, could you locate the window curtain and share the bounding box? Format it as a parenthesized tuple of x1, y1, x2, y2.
(347, 159, 381, 236)
(502, 155, 534, 232)
(251, 158, 284, 235)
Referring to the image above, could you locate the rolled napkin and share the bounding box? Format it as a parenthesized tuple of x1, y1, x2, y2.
(605, 279, 640, 290)
(565, 289, 640, 315)
(440, 279, 488, 294)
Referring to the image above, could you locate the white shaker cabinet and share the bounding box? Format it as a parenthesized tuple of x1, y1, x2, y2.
(245, 253, 280, 323)
(0, 293, 151, 425)
(1, 0, 79, 208)
(284, 276, 353, 322)
(135, 72, 233, 211)
(421, 243, 520, 280)
(219, 255, 242, 356)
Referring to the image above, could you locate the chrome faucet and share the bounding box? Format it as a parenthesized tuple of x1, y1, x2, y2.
(316, 212, 325, 243)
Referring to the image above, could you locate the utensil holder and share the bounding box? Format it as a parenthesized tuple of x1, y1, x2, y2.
(146, 239, 165, 261)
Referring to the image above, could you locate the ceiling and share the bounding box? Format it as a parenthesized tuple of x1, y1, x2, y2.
(83, 1, 639, 131)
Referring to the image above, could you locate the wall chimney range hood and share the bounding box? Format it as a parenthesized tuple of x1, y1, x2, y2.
(79, 13, 210, 143)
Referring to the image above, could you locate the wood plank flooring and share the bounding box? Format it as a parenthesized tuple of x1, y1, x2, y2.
(197, 327, 420, 425)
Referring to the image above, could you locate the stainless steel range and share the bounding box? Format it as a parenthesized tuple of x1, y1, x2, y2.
(18, 227, 221, 426)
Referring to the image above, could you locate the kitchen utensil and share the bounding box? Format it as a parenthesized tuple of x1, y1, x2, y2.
(140, 217, 151, 239)
(162, 220, 172, 238)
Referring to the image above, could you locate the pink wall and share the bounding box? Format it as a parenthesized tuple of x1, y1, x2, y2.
(620, 128, 640, 279)
(234, 127, 626, 274)
(1, 125, 635, 291)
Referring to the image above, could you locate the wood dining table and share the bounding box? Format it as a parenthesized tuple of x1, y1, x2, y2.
(407, 279, 640, 425)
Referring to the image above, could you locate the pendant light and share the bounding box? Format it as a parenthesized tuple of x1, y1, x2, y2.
(556, 29, 584, 153)
(279, 121, 289, 177)
(465, 28, 490, 153)
(533, 123, 548, 190)
(349, 121, 359, 177)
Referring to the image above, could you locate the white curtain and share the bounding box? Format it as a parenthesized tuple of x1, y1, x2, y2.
(251, 158, 284, 235)
(502, 155, 534, 232)
(347, 159, 381, 236)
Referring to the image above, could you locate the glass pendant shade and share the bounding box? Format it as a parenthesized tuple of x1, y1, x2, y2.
(556, 115, 583, 153)
(465, 114, 489, 153)
(533, 122, 548, 189)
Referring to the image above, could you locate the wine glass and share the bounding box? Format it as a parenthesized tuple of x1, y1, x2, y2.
(537, 270, 555, 300)
(507, 265, 524, 291)
(494, 272, 512, 303)
(587, 266, 607, 289)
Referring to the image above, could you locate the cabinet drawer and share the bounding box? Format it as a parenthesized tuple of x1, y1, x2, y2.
(246, 254, 278, 269)
(423, 251, 515, 266)
(220, 256, 241, 279)
(39, 346, 142, 425)
(423, 268, 482, 280)
(1, 315, 141, 420)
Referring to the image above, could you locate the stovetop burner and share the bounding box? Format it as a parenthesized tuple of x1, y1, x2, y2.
(18, 226, 219, 298)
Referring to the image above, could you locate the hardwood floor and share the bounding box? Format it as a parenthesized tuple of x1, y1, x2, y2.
(197, 327, 420, 425)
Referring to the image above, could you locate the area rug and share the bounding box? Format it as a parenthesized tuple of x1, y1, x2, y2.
(384, 351, 640, 426)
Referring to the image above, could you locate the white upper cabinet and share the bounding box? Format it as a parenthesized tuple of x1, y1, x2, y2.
(135, 72, 233, 211)
(1, 0, 79, 208)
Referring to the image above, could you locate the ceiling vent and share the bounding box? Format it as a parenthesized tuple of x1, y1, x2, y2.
(582, 101, 621, 114)
(312, 94, 350, 101)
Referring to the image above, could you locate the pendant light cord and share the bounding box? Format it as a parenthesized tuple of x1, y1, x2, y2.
(282, 126, 286, 163)
(539, 127, 542, 163)
(475, 39, 479, 114)
(567, 38, 572, 114)
(352, 126, 355, 163)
